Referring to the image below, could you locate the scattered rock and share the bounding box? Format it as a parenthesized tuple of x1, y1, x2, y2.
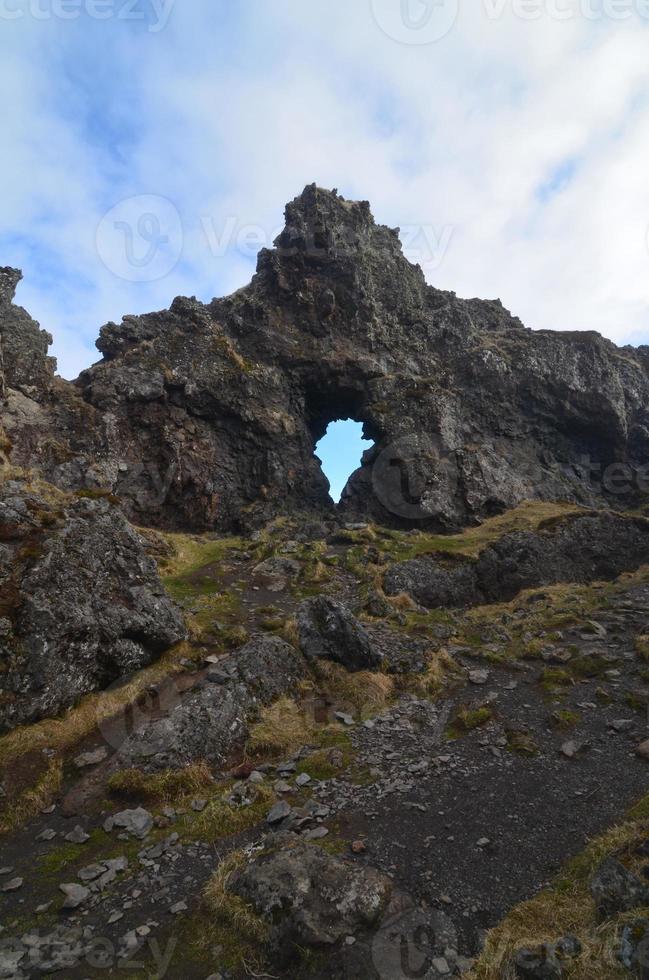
(104, 807, 153, 840)
(59, 883, 90, 910)
(469, 670, 490, 686)
(267, 800, 292, 825)
(590, 858, 649, 919)
(64, 826, 90, 845)
(0, 877, 23, 892)
(74, 746, 109, 768)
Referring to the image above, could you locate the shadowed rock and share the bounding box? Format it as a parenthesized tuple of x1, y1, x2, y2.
(115, 634, 309, 770)
(0, 479, 186, 732)
(385, 512, 649, 608)
(3, 186, 649, 533)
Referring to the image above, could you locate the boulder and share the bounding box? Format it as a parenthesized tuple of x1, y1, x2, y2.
(297, 596, 383, 671)
(590, 857, 649, 920)
(115, 634, 309, 771)
(228, 836, 392, 954)
(618, 918, 649, 973)
(0, 479, 186, 732)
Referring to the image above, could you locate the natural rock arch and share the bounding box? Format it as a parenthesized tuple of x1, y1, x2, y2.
(2, 183, 649, 533)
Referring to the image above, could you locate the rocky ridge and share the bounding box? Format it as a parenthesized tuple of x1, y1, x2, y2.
(1, 185, 649, 979)
(2, 185, 649, 534)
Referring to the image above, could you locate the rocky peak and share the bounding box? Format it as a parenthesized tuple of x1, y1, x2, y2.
(2, 189, 649, 534)
(0, 266, 55, 402)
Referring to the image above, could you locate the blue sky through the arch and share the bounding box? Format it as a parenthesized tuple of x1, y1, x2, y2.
(316, 420, 372, 503)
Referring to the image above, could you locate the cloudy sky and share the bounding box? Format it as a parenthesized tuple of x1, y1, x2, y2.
(2, 0, 649, 387)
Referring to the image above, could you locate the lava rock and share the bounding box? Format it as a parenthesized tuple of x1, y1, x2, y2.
(590, 857, 649, 920)
(296, 596, 383, 671)
(114, 635, 309, 771)
(0, 480, 186, 732)
(228, 836, 392, 956)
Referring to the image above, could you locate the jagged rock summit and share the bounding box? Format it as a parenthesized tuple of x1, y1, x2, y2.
(2, 183, 649, 533)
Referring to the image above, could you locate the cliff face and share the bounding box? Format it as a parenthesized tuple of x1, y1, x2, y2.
(2, 184, 649, 532)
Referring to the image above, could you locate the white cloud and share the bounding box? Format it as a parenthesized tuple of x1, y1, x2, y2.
(1, 1, 649, 378)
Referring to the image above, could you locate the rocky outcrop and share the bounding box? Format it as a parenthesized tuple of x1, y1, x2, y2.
(296, 594, 433, 674)
(385, 512, 649, 608)
(590, 857, 649, 921)
(0, 479, 186, 732)
(297, 596, 383, 671)
(0, 268, 55, 400)
(228, 835, 392, 956)
(3, 185, 649, 533)
(115, 634, 309, 770)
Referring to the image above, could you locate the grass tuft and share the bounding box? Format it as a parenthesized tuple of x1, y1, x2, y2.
(107, 762, 215, 804)
(246, 697, 315, 758)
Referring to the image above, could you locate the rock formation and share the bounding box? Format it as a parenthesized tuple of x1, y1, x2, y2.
(0, 478, 186, 732)
(2, 184, 649, 534)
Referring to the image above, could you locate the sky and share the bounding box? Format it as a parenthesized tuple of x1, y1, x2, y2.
(316, 421, 372, 501)
(2, 1, 649, 491)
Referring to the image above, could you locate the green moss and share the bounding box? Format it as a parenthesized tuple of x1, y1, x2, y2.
(551, 709, 581, 730)
(446, 705, 493, 739)
(570, 653, 612, 679)
(540, 667, 573, 691)
(506, 729, 539, 756)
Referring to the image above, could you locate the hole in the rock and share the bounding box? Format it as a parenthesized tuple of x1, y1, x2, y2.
(315, 420, 373, 503)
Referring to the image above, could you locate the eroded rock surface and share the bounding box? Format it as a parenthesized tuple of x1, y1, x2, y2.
(0, 480, 186, 731)
(385, 512, 649, 608)
(229, 834, 392, 953)
(3, 185, 649, 533)
(115, 634, 309, 770)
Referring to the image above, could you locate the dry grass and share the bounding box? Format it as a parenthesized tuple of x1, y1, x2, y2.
(313, 660, 395, 718)
(468, 796, 649, 980)
(281, 616, 300, 649)
(194, 849, 268, 971)
(107, 761, 215, 804)
(635, 635, 649, 663)
(0, 757, 63, 835)
(186, 783, 275, 842)
(246, 696, 316, 757)
(387, 591, 420, 611)
(403, 649, 462, 699)
(0, 641, 196, 772)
